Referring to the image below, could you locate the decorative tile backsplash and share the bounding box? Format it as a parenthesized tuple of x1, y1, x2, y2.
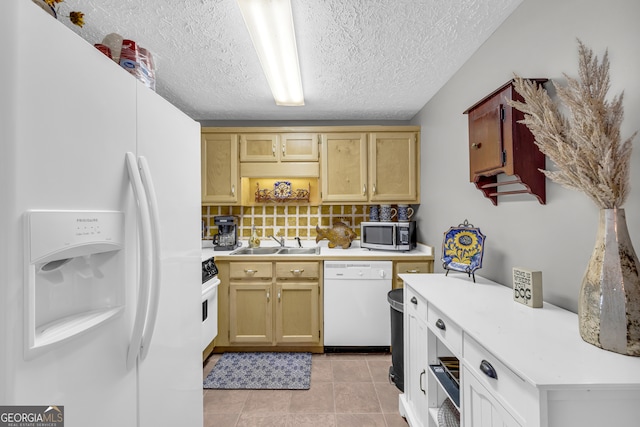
(202, 205, 369, 241)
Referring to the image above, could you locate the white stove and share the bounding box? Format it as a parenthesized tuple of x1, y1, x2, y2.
(201, 247, 219, 352)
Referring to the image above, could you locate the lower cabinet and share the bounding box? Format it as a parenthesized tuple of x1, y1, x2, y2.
(228, 260, 322, 348)
(401, 274, 640, 427)
(462, 366, 522, 427)
(275, 261, 320, 344)
(229, 281, 273, 344)
(402, 286, 430, 427)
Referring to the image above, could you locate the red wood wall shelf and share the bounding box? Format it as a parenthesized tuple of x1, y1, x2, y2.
(464, 79, 548, 205)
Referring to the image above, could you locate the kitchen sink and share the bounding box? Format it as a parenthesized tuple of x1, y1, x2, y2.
(230, 246, 319, 255)
(276, 247, 320, 255)
(231, 247, 280, 255)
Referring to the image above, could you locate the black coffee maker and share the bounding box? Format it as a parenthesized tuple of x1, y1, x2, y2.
(213, 215, 239, 251)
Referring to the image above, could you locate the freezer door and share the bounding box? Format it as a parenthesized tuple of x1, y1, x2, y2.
(1, 1, 138, 426)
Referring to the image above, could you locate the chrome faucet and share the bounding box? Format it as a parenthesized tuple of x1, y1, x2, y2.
(268, 235, 285, 247)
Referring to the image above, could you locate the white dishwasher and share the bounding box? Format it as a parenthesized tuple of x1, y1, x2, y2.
(324, 260, 393, 350)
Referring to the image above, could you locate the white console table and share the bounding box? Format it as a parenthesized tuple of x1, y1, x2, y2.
(399, 273, 640, 427)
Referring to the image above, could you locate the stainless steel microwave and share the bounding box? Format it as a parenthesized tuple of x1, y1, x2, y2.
(360, 221, 417, 252)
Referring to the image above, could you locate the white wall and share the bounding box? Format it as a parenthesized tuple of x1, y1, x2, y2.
(411, 0, 640, 312)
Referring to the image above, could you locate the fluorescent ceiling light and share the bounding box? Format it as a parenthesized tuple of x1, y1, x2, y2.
(237, 0, 304, 106)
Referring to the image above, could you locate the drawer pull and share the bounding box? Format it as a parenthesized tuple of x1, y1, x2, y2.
(419, 369, 426, 394)
(407, 269, 419, 273)
(410, 296, 418, 305)
(244, 269, 257, 275)
(435, 318, 446, 330)
(480, 360, 498, 379)
(290, 269, 305, 275)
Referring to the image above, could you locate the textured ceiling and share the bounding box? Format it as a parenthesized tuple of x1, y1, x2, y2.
(63, 0, 523, 121)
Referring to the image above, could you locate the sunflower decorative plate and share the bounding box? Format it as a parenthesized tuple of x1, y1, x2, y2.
(442, 220, 486, 282)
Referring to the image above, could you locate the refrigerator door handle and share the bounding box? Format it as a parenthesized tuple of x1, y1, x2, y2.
(125, 152, 153, 371)
(137, 155, 161, 362)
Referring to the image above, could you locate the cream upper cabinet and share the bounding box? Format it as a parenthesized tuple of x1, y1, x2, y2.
(369, 132, 419, 202)
(201, 133, 239, 205)
(320, 133, 368, 202)
(200, 126, 418, 203)
(320, 131, 419, 203)
(240, 133, 318, 162)
(280, 133, 319, 162)
(239, 133, 280, 162)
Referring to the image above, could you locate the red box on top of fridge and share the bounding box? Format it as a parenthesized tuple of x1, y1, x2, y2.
(94, 43, 112, 59)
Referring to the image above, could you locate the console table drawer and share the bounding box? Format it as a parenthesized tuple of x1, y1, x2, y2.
(406, 287, 427, 322)
(463, 334, 536, 422)
(428, 304, 462, 356)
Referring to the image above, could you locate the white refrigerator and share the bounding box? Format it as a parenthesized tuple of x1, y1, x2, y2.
(0, 1, 203, 426)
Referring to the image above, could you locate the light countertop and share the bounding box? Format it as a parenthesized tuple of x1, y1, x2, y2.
(203, 239, 434, 261)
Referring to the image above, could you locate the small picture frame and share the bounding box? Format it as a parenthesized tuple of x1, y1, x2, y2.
(512, 267, 542, 308)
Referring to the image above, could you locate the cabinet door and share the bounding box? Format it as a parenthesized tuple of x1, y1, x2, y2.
(229, 281, 273, 344)
(468, 93, 505, 179)
(281, 133, 319, 161)
(275, 282, 320, 344)
(463, 366, 522, 427)
(369, 132, 418, 202)
(239, 134, 280, 162)
(405, 299, 430, 426)
(321, 133, 368, 202)
(201, 133, 239, 204)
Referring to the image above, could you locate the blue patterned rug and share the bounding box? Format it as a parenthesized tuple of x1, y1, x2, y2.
(203, 352, 312, 390)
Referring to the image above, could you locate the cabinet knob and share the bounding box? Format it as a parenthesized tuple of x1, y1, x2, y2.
(410, 296, 418, 305)
(435, 318, 446, 330)
(471, 142, 482, 149)
(480, 360, 498, 379)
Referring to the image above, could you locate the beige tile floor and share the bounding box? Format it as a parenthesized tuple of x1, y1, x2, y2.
(203, 353, 409, 427)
